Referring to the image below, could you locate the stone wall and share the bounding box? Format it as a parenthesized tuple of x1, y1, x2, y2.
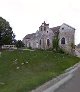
(59, 23, 75, 53)
(23, 22, 75, 54)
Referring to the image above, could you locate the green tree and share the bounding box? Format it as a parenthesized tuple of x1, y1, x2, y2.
(52, 35, 59, 51)
(0, 17, 15, 47)
(15, 40, 24, 48)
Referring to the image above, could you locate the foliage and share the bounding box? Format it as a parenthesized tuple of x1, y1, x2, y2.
(28, 46, 32, 49)
(0, 17, 15, 47)
(58, 47, 65, 53)
(71, 43, 75, 49)
(52, 34, 65, 54)
(15, 40, 24, 48)
(0, 50, 79, 92)
(52, 35, 59, 51)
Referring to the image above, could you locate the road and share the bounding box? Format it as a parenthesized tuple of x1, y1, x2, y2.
(55, 67, 80, 92)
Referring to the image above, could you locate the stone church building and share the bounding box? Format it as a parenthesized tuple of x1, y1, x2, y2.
(23, 21, 75, 53)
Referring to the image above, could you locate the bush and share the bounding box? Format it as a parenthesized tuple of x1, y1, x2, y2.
(58, 47, 65, 54)
(15, 40, 24, 48)
(52, 34, 59, 52)
(27, 46, 32, 49)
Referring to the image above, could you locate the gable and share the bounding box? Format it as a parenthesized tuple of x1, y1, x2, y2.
(60, 23, 75, 31)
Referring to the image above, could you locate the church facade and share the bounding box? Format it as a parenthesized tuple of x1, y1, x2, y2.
(23, 21, 75, 53)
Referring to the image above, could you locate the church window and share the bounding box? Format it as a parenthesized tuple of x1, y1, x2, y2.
(47, 39, 50, 46)
(41, 27, 42, 31)
(40, 39, 41, 45)
(47, 31, 48, 33)
(61, 37, 65, 44)
(62, 27, 64, 30)
(44, 27, 46, 31)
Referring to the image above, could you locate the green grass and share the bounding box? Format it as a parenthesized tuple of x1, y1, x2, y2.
(0, 50, 79, 92)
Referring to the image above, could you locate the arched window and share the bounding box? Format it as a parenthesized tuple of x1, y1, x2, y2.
(47, 39, 50, 46)
(41, 27, 42, 31)
(61, 37, 65, 44)
(62, 27, 64, 30)
(44, 27, 46, 31)
(40, 39, 41, 45)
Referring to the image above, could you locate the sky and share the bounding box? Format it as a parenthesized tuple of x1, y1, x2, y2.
(0, 0, 80, 45)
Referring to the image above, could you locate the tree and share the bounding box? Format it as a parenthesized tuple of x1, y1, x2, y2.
(52, 35, 59, 51)
(15, 40, 24, 48)
(0, 17, 15, 47)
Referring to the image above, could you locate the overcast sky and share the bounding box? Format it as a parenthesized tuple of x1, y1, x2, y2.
(0, 0, 80, 45)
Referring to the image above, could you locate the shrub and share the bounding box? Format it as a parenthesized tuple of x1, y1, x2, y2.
(58, 47, 65, 54)
(52, 35, 59, 51)
(27, 46, 32, 49)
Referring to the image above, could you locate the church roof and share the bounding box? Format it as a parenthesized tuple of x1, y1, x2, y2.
(23, 26, 60, 40)
(62, 23, 75, 30)
(50, 26, 60, 34)
(24, 33, 36, 39)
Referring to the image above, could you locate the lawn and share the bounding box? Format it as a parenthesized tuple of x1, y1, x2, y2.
(0, 50, 79, 92)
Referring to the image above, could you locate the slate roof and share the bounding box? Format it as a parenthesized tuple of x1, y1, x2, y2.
(24, 33, 36, 39)
(50, 26, 60, 34)
(63, 23, 75, 30)
(24, 26, 60, 40)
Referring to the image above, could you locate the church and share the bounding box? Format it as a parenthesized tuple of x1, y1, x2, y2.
(23, 21, 75, 53)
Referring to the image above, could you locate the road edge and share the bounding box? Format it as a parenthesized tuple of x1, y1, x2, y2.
(31, 62, 80, 92)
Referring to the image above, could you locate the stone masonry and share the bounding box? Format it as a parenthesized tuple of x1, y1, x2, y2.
(22, 21, 75, 53)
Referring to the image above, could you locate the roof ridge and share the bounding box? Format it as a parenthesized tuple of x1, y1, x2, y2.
(63, 23, 75, 30)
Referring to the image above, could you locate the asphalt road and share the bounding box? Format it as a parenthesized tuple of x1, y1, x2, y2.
(55, 67, 80, 92)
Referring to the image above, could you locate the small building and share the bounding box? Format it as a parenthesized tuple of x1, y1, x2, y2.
(2, 45, 17, 50)
(23, 21, 75, 54)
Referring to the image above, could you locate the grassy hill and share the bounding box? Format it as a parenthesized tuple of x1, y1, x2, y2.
(0, 50, 79, 92)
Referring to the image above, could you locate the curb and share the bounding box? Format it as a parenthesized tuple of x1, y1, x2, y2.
(43, 74, 73, 92)
(31, 62, 80, 92)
